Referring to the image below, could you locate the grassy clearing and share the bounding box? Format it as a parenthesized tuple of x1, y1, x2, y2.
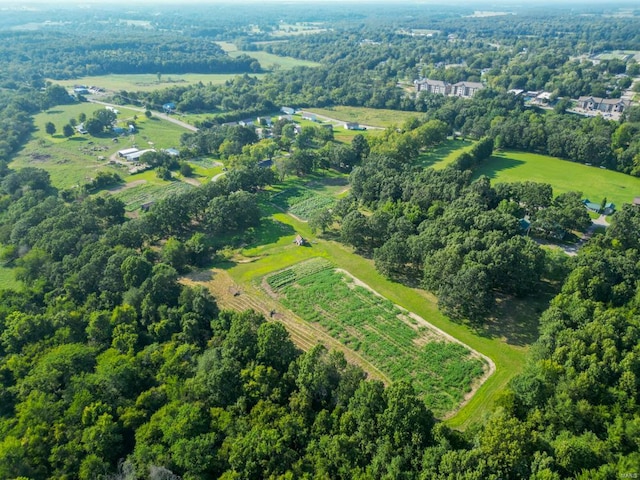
(266, 258, 488, 417)
(187, 158, 224, 182)
(305, 106, 423, 128)
(52, 74, 267, 93)
(0, 266, 20, 291)
(217, 41, 321, 70)
(474, 150, 640, 207)
(417, 139, 475, 169)
(230, 50, 321, 70)
(10, 104, 187, 190)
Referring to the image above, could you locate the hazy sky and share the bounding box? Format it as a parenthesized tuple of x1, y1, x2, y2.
(6, 0, 636, 4)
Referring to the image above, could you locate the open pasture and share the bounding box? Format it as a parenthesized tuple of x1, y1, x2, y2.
(10, 104, 186, 190)
(266, 258, 489, 417)
(473, 150, 640, 207)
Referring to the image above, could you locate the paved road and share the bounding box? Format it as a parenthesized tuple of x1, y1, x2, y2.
(557, 214, 609, 256)
(87, 98, 198, 132)
(298, 110, 385, 130)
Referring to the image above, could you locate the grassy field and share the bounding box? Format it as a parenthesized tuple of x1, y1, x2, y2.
(187, 158, 224, 183)
(10, 104, 187, 190)
(266, 258, 488, 417)
(474, 150, 640, 207)
(306, 106, 423, 128)
(52, 73, 268, 93)
(217, 42, 321, 70)
(417, 139, 475, 169)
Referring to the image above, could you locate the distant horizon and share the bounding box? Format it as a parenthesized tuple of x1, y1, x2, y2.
(3, 0, 639, 5)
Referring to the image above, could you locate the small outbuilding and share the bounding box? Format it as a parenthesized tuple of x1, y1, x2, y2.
(294, 235, 306, 246)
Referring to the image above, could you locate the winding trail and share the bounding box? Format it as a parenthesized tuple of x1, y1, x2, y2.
(87, 98, 198, 132)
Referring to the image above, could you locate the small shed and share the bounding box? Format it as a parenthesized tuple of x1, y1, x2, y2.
(294, 235, 306, 246)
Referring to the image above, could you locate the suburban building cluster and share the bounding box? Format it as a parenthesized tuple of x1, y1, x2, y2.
(414, 78, 485, 98)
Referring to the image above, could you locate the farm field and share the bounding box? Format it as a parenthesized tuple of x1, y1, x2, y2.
(52, 73, 267, 93)
(473, 150, 640, 207)
(10, 104, 187, 190)
(269, 171, 349, 219)
(305, 106, 422, 128)
(113, 178, 194, 212)
(265, 258, 489, 417)
(205, 201, 534, 429)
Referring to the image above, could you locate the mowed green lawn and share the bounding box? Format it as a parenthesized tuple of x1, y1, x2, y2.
(417, 139, 475, 169)
(306, 106, 422, 128)
(474, 150, 640, 207)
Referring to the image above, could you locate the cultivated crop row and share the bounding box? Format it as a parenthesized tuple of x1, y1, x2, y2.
(288, 194, 335, 220)
(268, 264, 487, 416)
(266, 257, 333, 289)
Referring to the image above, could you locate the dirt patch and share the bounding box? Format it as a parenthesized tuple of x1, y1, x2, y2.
(107, 179, 147, 194)
(30, 153, 51, 162)
(182, 177, 201, 187)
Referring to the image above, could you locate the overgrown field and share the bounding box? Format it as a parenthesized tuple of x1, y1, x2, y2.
(114, 180, 194, 211)
(266, 258, 488, 416)
(473, 150, 640, 207)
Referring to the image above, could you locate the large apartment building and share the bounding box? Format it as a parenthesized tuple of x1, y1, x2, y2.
(414, 78, 484, 98)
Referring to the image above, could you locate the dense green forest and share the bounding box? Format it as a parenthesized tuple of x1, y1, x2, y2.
(0, 1, 639, 478)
